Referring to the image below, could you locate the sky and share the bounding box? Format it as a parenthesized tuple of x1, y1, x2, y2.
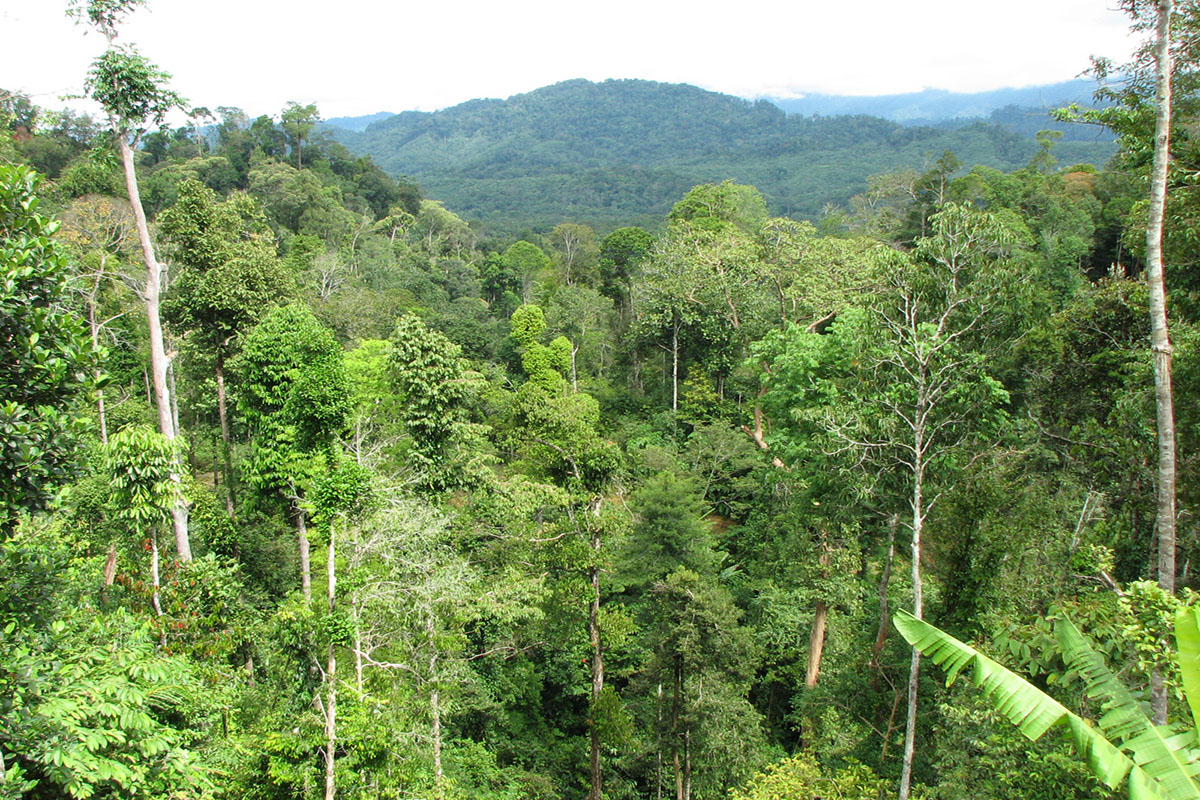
(2, 0, 1140, 121)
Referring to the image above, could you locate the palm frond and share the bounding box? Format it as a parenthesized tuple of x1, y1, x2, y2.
(1175, 607, 1200, 744)
(894, 610, 1176, 800)
(1055, 618, 1200, 799)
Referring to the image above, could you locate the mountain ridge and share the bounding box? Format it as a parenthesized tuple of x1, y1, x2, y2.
(328, 78, 1115, 232)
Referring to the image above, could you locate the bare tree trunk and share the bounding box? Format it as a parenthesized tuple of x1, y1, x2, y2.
(655, 683, 664, 800)
(168, 360, 180, 445)
(589, 558, 605, 800)
(119, 136, 190, 562)
(671, 322, 680, 413)
(805, 600, 829, 689)
(682, 729, 691, 800)
(353, 612, 364, 694)
(898, 466, 925, 800)
(805, 539, 832, 689)
(150, 529, 163, 619)
(215, 351, 236, 517)
(296, 503, 312, 603)
(673, 660, 683, 800)
(1147, 0, 1176, 727)
(86, 297, 108, 445)
(429, 614, 444, 800)
(325, 522, 337, 800)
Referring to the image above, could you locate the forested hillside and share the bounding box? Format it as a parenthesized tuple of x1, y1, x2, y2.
(2, 3, 1199, 800)
(332, 79, 1117, 231)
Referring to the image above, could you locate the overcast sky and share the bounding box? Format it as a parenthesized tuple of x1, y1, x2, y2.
(3, 0, 1139, 120)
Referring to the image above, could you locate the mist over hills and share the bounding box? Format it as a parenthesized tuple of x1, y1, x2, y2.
(765, 79, 1100, 124)
(328, 79, 1115, 232)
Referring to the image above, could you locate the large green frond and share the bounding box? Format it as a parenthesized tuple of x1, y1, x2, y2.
(1176, 607, 1200, 744)
(894, 610, 1170, 798)
(1056, 618, 1200, 799)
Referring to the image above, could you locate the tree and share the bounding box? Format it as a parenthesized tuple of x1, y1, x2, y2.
(106, 425, 180, 617)
(309, 457, 374, 800)
(159, 179, 294, 513)
(388, 314, 491, 492)
(0, 165, 102, 536)
(548, 222, 600, 286)
(237, 303, 349, 601)
(280, 101, 319, 169)
(1144, 0, 1179, 633)
(757, 204, 1015, 799)
(59, 193, 137, 446)
(502, 241, 552, 304)
(895, 602, 1200, 800)
(76, 0, 192, 560)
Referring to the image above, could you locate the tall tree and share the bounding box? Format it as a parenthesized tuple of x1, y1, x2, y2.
(237, 303, 349, 601)
(280, 101, 320, 169)
(159, 179, 294, 514)
(75, 0, 192, 560)
(758, 204, 1014, 799)
(1140, 0, 1180, 726)
(60, 193, 137, 446)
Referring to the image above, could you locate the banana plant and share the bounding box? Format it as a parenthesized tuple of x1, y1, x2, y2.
(894, 607, 1200, 800)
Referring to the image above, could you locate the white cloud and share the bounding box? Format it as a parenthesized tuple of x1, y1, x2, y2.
(0, 0, 1139, 119)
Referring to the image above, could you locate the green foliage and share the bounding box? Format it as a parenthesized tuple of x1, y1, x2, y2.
(332, 79, 1114, 232)
(0, 525, 214, 800)
(388, 313, 491, 490)
(896, 608, 1200, 800)
(160, 179, 294, 353)
(0, 165, 102, 534)
(105, 425, 179, 528)
(236, 303, 348, 495)
(731, 752, 889, 800)
(309, 457, 374, 524)
(84, 46, 186, 134)
(668, 180, 768, 234)
(67, 0, 146, 36)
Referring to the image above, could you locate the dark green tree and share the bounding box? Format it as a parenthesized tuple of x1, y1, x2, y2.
(237, 303, 349, 601)
(0, 165, 102, 536)
(159, 178, 294, 513)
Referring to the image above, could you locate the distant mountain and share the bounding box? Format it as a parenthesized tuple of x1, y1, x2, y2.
(766, 79, 1099, 123)
(322, 112, 395, 133)
(332, 79, 1116, 232)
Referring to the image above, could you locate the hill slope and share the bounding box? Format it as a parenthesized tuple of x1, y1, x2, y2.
(333, 79, 1116, 231)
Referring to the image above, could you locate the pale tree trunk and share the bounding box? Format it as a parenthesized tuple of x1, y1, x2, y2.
(682, 729, 691, 800)
(671, 322, 680, 412)
(805, 600, 828, 690)
(655, 683, 664, 800)
(428, 614, 444, 800)
(296, 502, 312, 603)
(168, 361, 180, 445)
(589, 557, 605, 800)
(119, 136, 190, 562)
(353, 611, 364, 694)
(671, 658, 688, 800)
(215, 351, 236, 517)
(150, 529, 163, 619)
(325, 522, 337, 800)
(87, 296, 108, 445)
(898, 459, 925, 800)
(1147, 0, 1176, 727)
